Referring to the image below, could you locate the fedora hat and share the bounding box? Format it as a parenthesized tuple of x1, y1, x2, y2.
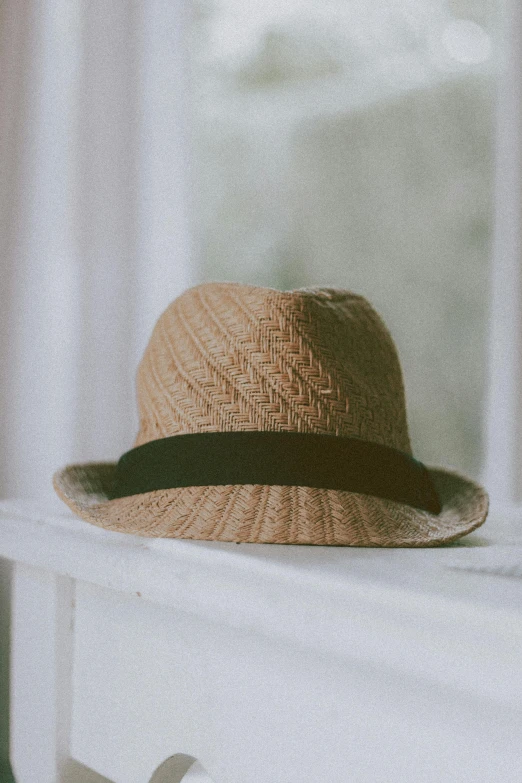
(53, 282, 488, 546)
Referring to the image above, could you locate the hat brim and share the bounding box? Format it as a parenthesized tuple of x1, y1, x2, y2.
(52, 462, 488, 546)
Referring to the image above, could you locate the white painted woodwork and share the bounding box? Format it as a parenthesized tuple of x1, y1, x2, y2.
(10, 566, 75, 782)
(133, 0, 198, 366)
(1, 499, 521, 783)
(0, 0, 196, 762)
(0, 0, 197, 508)
(483, 0, 522, 506)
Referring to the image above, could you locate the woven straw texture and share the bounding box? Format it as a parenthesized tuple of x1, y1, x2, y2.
(53, 282, 488, 546)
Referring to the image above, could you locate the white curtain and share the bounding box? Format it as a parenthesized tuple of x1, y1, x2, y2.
(0, 0, 197, 768)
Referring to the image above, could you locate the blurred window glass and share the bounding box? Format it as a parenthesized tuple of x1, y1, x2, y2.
(190, 0, 498, 479)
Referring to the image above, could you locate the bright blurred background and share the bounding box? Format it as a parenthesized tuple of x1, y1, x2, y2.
(191, 0, 497, 478)
(0, 0, 505, 779)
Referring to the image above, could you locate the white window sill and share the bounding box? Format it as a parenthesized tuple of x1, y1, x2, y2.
(1, 499, 521, 701)
(1, 499, 521, 783)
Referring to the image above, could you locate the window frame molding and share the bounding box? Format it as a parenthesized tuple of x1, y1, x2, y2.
(482, 0, 522, 513)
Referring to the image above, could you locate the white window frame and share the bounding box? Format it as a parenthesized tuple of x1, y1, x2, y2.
(482, 0, 522, 515)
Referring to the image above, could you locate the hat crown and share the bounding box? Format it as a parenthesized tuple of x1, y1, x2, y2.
(134, 282, 412, 455)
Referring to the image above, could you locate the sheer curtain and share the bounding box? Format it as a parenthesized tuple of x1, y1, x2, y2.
(0, 0, 197, 769)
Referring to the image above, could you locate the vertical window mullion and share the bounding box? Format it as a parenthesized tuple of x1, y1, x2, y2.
(483, 0, 522, 510)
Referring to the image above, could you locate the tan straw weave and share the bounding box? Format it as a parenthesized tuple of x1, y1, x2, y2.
(53, 282, 488, 545)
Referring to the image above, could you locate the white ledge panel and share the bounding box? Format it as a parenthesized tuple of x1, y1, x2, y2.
(1, 499, 522, 712)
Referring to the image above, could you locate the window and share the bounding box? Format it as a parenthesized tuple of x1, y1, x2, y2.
(189, 0, 499, 481)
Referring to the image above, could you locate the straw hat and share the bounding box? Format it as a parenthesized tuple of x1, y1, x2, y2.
(53, 282, 488, 545)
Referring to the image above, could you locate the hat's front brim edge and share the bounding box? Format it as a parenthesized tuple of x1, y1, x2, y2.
(52, 461, 489, 547)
